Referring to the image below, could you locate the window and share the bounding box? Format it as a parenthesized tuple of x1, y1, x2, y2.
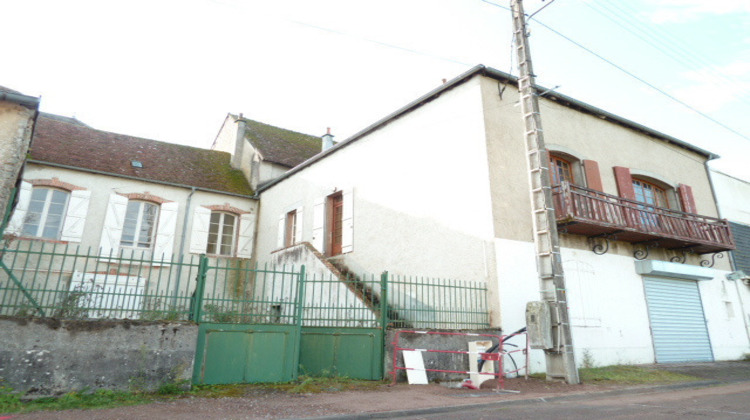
(120, 201, 159, 248)
(207, 212, 236, 256)
(632, 179, 669, 208)
(22, 188, 69, 239)
(189, 205, 253, 259)
(276, 207, 302, 249)
(8, 180, 91, 242)
(549, 155, 574, 185)
(328, 193, 344, 256)
(284, 209, 298, 247)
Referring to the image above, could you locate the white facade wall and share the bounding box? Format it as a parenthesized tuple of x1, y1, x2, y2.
(711, 170, 750, 224)
(256, 78, 497, 295)
(496, 236, 749, 371)
(16, 164, 257, 258)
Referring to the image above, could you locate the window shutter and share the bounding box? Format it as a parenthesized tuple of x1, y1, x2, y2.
(582, 160, 603, 191)
(237, 213, 254, 259)
(153, 201, 179, 261)
(60, 190, 91, 242)
(294, 207, 304, 244)
(613, 166, 636, 200)
(99, 193, 128, 257)
(277, 214, 286, 249)
(312, 198, 325, 252)
(6, 181, 32, 235)
(189, 206, 211, 254)
(677, 184, 697, 214)
(341, 189, 354, 253)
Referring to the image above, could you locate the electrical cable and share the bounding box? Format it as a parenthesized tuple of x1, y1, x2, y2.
(478, 0, 750, 142)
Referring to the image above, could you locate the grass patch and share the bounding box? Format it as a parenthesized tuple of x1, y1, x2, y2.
(579, 365, 698, 384)
(1, 376, 385, 414)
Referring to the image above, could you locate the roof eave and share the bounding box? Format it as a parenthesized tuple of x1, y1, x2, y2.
(259, 64, 716, 193)
(0, 91, 40, 110)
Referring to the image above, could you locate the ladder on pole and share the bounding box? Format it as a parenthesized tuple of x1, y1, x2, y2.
(510, 0, 579, 384)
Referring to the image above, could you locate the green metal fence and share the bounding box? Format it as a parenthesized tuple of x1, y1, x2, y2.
(387, 274, 489, 329)
(1, 241, 489, 329)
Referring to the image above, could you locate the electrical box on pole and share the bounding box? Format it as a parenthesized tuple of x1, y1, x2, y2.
(510, 0, 579, 384)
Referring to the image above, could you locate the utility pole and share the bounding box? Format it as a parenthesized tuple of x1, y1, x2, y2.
(510, 0, 579, 384)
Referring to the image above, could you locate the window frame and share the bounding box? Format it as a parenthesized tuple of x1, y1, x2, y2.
(207, 211, 238, 256)
(632, 177, 671, 209)
(549, 154, 575, 186)
(284, 209, 298, 248)
(120, 200, 160, 249)
(21, 187, 70, 240)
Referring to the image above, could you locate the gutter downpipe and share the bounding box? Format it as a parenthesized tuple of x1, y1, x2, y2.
(173, 186, 196, 306)
(705, 158, 750, 344)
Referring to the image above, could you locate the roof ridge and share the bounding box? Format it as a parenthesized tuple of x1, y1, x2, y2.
(40, 113, 216, 153)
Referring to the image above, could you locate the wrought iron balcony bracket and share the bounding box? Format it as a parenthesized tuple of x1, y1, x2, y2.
(669, 248, 694, 264)
(634, 242, 659, 260)
(588, 232, 619, 255)
(700, 252, 724, 268)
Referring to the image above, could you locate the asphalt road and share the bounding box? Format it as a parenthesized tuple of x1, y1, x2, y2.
(391, 381, 750, 420)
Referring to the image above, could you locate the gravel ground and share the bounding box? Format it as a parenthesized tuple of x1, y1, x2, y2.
(8, 377, 622, 420)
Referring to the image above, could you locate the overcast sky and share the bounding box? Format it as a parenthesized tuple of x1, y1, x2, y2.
(3, 0, 749, 181)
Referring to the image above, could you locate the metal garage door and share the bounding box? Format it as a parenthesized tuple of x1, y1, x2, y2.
(643, 277, 713, 363)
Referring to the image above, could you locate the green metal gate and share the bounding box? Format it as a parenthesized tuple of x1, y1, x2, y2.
(297, 272, 388, 380)
(191, 260, 306, 385)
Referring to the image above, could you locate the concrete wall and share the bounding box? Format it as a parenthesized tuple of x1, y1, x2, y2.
(269, 243, 379, 327)
(256, 77, 500, 322)
(0, 317, 197, 395)
(0, 101, 36, 224)
(385, 328, 508, 382)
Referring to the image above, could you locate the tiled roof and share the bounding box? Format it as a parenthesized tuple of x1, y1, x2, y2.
(39, 112, 89, 127)
(30, 114, 253, 195)
(242, 118, 322, 167)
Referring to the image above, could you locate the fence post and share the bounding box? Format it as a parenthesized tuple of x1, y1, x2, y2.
(192, 254, 208, 323)
(380, 271, 389, 379)
(380, 271, 389, 330)
(292, 265, 307, 379)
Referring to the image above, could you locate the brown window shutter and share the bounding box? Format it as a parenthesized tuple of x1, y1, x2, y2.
(613, 166, 635, 199)
(677, 184, 697, 213)
(582, 160, 603, 191)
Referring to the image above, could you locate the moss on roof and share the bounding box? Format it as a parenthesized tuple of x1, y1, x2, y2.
(31, 115, 254, 195)
(242, 119, 321, 167)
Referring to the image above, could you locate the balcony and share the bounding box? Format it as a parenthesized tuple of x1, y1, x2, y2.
(551, 182, 735, 255)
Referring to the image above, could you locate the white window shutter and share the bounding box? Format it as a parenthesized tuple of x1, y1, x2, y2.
(341, 189, 354, 253)
(277, 214, 285, 249)
(60, 190, 91, 242)
(6, 181, 32, 235)
(99, 193, 128, 257)
(153, 201, 179, 261)
(237, 213, 254, 259)
(294, 207, 303, 245)
(189, 206, 211, 254)
(311, 198, 325, 252)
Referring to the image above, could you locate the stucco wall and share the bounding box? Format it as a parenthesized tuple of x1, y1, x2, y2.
(256, 77, 500, 322)
(495, 236, 749, 368)
(18, 164, 257, 256)
(480, 76, 720, 245)
(0, 317, 197, 395)
(711, 170, 750, 225)
(0, 102, 36, 224)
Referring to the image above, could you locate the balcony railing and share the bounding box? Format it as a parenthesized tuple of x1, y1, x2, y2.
(551, 182, 735, 254)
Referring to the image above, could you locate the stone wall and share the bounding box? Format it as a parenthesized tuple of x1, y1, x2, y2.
(0, 317, 198, 395)
(0, 100, 37, 225)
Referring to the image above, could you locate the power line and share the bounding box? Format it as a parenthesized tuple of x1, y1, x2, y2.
(479, 0, 750, 141)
